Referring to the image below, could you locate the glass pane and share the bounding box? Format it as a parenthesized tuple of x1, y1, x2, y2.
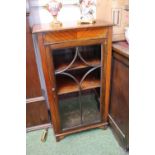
(51, 43, 102, 130)
(81, 89, 101, 125)
(52, 44, 101, 73)
(80, 67, 101, 125)
(78, 44, 101, 67)
(52, 47, 76, 72)
(58, 92, 81, 130)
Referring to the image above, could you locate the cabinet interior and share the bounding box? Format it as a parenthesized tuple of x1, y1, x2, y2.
(52, 45, 101, 73)
(50, 44, 103, 130)
(58, 89, 101, 130)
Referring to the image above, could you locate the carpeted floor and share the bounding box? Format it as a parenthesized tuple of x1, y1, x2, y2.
(26, 127, 128, 155)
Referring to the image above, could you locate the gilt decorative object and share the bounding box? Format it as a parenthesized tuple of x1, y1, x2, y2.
(78, 0, 96, 24)
(44, 0, 62, 27)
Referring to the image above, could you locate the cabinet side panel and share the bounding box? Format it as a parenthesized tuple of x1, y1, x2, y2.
(109, 52, 129, 148)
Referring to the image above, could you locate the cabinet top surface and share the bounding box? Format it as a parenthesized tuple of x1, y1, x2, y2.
(32, 20, 113, 33)
(112, 41, 129, 58)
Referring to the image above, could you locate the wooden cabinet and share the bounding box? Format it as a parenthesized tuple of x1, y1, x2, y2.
(33, 21, 112, 141)
(109, 41, 129, 149)
(26, 13, 49, 129)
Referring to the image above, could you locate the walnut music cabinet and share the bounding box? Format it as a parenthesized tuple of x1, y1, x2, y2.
(32, 21, 113, 141)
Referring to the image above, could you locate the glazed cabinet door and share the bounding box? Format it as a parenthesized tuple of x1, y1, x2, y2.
(45, 40, 107, 132)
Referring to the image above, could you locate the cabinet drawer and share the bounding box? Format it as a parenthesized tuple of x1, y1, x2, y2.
(76, 28, 108, 40)
(44, 30, 76, 44)
(44, 27, 108, 44)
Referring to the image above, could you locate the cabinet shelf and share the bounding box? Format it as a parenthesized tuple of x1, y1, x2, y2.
(55, 58, 101, 73)
(56, 76, 100, 95)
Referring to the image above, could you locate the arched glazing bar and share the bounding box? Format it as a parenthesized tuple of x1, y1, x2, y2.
(80, 65, 101, 86)
(77, 47, 101, 67)
(55, 49, 78, 74)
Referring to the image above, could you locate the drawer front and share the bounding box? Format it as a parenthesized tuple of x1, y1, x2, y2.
(44, 30, 77, 44)
(77, 27, 108, 40)
(44, 27, 108, 44)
